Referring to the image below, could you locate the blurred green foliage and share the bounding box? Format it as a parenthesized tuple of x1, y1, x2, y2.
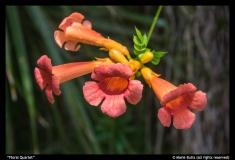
(6, 6, 229, 154)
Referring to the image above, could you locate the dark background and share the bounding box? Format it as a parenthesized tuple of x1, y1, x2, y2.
(6, 6, 229, 154)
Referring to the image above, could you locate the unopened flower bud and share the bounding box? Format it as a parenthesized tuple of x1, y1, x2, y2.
(140, 52, 154, 64)
(109, 49, 128, 63)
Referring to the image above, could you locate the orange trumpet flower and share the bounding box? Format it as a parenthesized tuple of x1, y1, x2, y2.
(141, 67, 207, 129)
(34, 55, 113, 103)
(83, 63, 143, 118)
(54, 12, 129, 56)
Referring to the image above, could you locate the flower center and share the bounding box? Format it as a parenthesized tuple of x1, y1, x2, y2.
(165, 94, 192, 110)
(100, 77, 129, 94)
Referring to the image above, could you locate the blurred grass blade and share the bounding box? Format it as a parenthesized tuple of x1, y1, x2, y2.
(6, 25, 17, 101)
(6, 25, 15, 154)
(25, 6, 101, 153)
(25, 6, 73, 153)
(6, 79, 15, 154)
(115, 7, 153, 24)
(50, 105, 73, 154)
(6, 6, 39, 154)
(61, 82, 102, 154)
(60, 6, 73, 15)
(25, 6, 63, 64)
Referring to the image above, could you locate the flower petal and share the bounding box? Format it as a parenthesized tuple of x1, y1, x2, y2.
(35, 55, 62, 104)
(58, 17, 73, 31)
(158, 107, 172, 127)
(82, 20, 92, 29)
(51, 76, 61, 95)
(64, 41, 81, 51)
(91, 65, 108, 81)
(34, 55, 53, 91)
(54, 30, 81, 51)
(37, 55, 52, 73)
(54, 31, 66, 49)
(190, 91, 207, 111)
(107, 63, 133, 79)
(101, 95, 126, 118)
(34, 68, 47, 90)
(45, 85, 55, 104)
(161, 83, 196, 106)
(124, 80, 143, 104)
(69, 12, 84, 23)
(92, 64, 133, 81)
(83, 82, 105, 106)
(172, 109, 195, 129)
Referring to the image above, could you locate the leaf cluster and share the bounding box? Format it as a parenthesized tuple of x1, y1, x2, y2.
(133, 26, 167, 65)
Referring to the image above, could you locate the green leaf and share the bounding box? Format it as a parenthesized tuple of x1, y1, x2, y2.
(151, 58, 161, 65)
(151, 51, 167, 65)
(133, 36, 142, 46)
(134, 49, 143, 55)
(142, 34, 148, 46)
(134, 44, 146, 52)
(153, 51, 167, 58)
(134, 26, 143, 40)
(145, 48, 151, 53)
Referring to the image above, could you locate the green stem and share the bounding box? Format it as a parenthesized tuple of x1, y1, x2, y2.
(147, 6, 163, 46)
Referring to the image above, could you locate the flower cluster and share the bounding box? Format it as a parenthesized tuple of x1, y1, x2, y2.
(34, 12, 207, 129)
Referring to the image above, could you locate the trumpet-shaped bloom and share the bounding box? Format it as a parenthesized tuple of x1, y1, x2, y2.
(34, 55, 113, 103)
(141, 67, 207, 129)
(54, 12, 105, 51)
(54, 12, 130, 56)
(83, 63, 143, 118)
